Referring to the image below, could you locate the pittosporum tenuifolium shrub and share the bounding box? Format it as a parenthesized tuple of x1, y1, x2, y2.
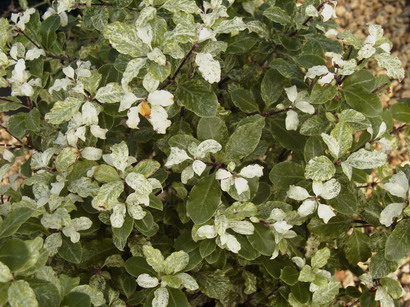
(0, 0, 409, 306)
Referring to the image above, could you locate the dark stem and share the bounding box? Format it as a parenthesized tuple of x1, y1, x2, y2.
(16, 30, 77, 62)
(390, 123, 408, 134)
(289, 1, 327, 37)
(160, 43, 199, 90)
(0, 124, 32, 149)
(247, 107, 291, 117)
(371, 82, 389, 94)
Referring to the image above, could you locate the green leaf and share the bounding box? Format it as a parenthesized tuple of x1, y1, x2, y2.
(125, 257, 156, 277)
(312, 281, 340, 304)
(196, 270, 232, 300)
(267, 116, 306, 150)
(8, 113, 27, 139)
(247, 223, 276, 256)
(311, 247, 330, 269)
(45, 98, 83, 125)
(134, 211, 158, 237)
(0, 238, 30, 271)
(369, 253, 398, 278)
(56, 147, 78, 172)
(343, 85, 382, 118)
(58, 237, 83, 264)
(305, 156, 336, 181)
(0, 261, 12, 283)
(391, 102, 410, 123)
(269, 58, 304, 79)
(330, 122, 353, 157)
(300, 114, 331, 136)
(61, 292, 91, 307)
(91, 181, 124, 210)
(310, 84, 337, 104)
(385, 219, 410, 261)
(304, 136, 325, 162)
(0, 205, 33, 238)
(269, 162, 304, 188)
(291, 282, 310, 304)
(339, 109, 371, 131)
(263, 7, 292, 25)
(197, 117, 228, 143)
(93, 165, 120, 183)
(176, 80, 219, 117)
(343, 70, 375, 91)
(112, 214, 134, 251)
(344, 230, 371, 265)
(40, 15, 61, 52)
(30, 280, 60, 307)
(186, 174, 221, 224)
(236, 235, 261, 260)
(380, 278, 402, 299)
(229, 88, 259, 113)
(0, 98, 25, 112)
(103, 22, 149, 57)
(280, 266, 299, 285)
(224, 116, 265, 161)
(8, 280, 38, 307)
(199, 240, 216, 258)
(260, 69, 286, 106)
(167, 288, 189, 307)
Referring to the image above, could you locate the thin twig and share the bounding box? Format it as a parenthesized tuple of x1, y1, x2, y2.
(0, 124, 32, 149)
(15, 30, 77, 62)
(160, 43, 199, 90)
(289, 1, 327, 36)
(371, 82, 389, 94)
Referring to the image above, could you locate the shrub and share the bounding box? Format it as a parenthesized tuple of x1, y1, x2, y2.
(0, 0, 409, 306)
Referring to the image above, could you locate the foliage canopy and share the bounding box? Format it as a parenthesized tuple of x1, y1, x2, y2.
(0, 0, 409, 306)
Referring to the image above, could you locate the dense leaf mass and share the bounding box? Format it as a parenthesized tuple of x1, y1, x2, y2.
(0, 0, 409, 306)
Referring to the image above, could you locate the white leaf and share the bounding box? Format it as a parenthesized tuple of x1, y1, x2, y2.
(90, 125, 108, 139)
(165, 147, 191, 167)
(314, 179, 341, 200)
(285, 110, 299, 131)
(25, 47, 45, 61)
(305, 5, 319, 17)
(126, 203, 146, 220)
(95, 82, 124, 103)
(152, 287, 169, 307)
(147, 90, 174, 107)
(305, 65, 328, 80)
(0, 261, 13, 283)
(126, 106, 141, 129)
(383, 171, 409, 199)
(346, 149, 387, 170)
(365, 24, 384, 45)
(62, 225, 80, 243)
(110, 203, 126, 228)
(273, 221, 293, 234)
(292, 256, 306, 268)
(318, 72, 335, 86)
(81, 101, 99, 125)
(358, 44, 376, 60)
(380, 202, 404, 227)
(285, 86, 298, 103)
(239, 164, 264, 178)
(215, 169, 232, 180)
(287, 185, 310, 201)
(341, 162, 353, 180)
(220, 233, 241, 253)
(110, 141, 129, 172)
(147, 48, 167, 66)
(136, 24, 153, 46)
(181, 165, 195, 184)
(317, 204, 336, 224)
(81, 147, 102, 161)
(321, 133, 340, 159)
(176, 273, 199, 291)
(229, 220, 254, 235)
(126, 173, 152, 195)
(195, 52, 221, 84)
(148, 105, 171, 134)
(320, 3, 336, 22)
(268, 208, 286, 221)
(71, 216, 93, 231)
(234, 177, 249, 195)
(63, 66, 75, 79)
(119, 92, 139, 112)
(298, 199, 317, 217)
(214, 17, 246, 34)
(294, 100, 315, 114)
(374, 53, 405, 80)
(197, 225, 217, 239)
(136, 274, 159, 288)
(195, 139, 222, 158)
(192, 160, 207, 176)
(2, 149, 14, 162)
